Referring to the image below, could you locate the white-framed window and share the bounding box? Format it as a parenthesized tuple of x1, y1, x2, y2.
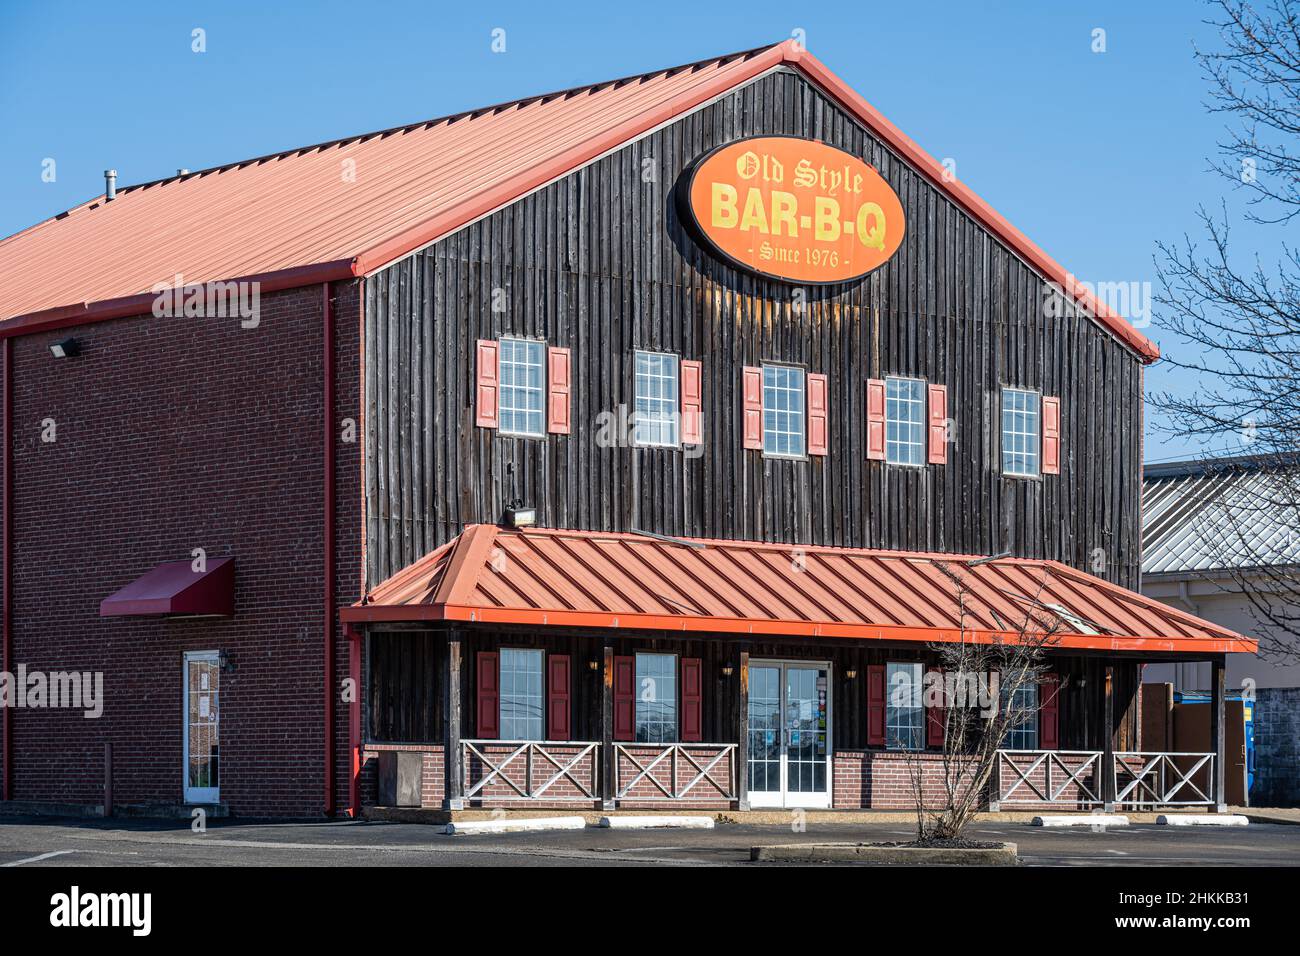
(1001, 387, 1040, 477)
(634, 350, 680, 447)
(1001, 681, 1039, 750)
(499, 337, 545, 437)
(885, 376, 926, 466)
(635, 652, 677, 743)
(885, 661, 925, 751)
(763, 364, 805, 458)
(499, 648, 544, 740)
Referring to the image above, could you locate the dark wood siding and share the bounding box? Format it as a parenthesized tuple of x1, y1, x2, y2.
(364, 67, 1144, 590)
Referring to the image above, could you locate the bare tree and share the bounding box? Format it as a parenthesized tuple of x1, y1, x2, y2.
(1151, 1, 1300, 653)
(903, 563, 1064, 841)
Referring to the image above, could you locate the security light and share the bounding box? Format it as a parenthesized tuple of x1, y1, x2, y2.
(504, 506, 536, 528)
(49, 337, 81, 358)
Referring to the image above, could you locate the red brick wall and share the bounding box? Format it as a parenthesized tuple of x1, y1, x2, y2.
(361, 743, 445, 808)
(1, 281, 363, 817)
(833, 750, 986, 810)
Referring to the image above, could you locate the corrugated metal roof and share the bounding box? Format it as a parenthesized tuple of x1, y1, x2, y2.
(1143, 456, 1300, 575)
(343, 525, 1253, 655)
(0, 41, 1159, 362)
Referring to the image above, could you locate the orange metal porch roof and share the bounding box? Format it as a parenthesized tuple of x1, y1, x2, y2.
(341, 525, 1254, 656)
(0, 41, 1158, 362)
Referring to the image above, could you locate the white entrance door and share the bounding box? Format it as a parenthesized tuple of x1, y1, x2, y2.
(183, 651, 221, 804)
(747, 661, 832, 808)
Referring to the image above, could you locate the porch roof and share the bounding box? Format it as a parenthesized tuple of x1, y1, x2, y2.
(342, 525, 1255, 656)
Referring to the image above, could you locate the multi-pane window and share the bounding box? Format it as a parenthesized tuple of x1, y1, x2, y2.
(885, 661, 924, 750)
(885, 377, 926, 466)
(499, 648, 544, 740)
(1002, 387, 1040, 477)
(763, 364, 805, 458)
(499, 337, 545, 437)
(634, 351, 679, 447)
(1001, 681, 1039, 750)
(635, 653, 677, 743)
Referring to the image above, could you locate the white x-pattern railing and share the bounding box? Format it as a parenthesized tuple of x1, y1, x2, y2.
(462, 740, 599, 802)
(994, 749, 1217, 808)
(613, 743, 736, 801)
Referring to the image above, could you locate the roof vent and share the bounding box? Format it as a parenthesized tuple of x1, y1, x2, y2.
(177, 168, 189, 176)
(103, 169, 117, 201)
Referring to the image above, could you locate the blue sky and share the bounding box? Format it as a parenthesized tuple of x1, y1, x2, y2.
(0, 1, 1261, 462)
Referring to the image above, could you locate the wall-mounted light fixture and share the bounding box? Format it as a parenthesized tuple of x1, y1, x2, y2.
(721, 663, 734, 677)
(504, 506, 536, 528)
(49, 337, 81, 359)
(219, 650, 237, 673)
(845, 668, 858, 680)
(588, 659, 600, 672)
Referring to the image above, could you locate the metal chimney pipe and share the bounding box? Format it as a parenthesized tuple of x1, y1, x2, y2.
(104, 169, 117, 201)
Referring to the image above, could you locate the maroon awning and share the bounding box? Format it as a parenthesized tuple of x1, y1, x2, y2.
(99, 558, 235, 617)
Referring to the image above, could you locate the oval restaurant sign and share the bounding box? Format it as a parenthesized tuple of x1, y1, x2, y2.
(685, 136, 905, 284)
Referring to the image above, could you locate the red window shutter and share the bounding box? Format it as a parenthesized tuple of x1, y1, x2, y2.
(927, 384, 948, 465)
(680, 359, 703, 446)
(742, 366, 763, 450)
(680, 658, 703, 742)
(926, 668, 946, 748)
(1039, 674, 1060, 750)
(613, 655, 635, 741)
(866, 663, 886, 746)
(475, 340, 499, 429)
(476, 651, 499, 739)
(547, 654, 571, 741)
(865, 378, 886, 461)
(547, 347, 571, 434)
(807, 373, 829, 456)
(1041, 395, 1061, 475)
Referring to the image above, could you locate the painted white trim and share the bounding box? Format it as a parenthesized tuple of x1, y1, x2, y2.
(182, 650, 221, 804)
(746, 659, 833, 810)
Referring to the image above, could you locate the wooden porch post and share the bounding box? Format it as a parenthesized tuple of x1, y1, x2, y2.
(1102, 663, 1116, 812)
(735, 651, 750, 811)
(600, 642, 615, 810)
(1210, 656, 1227, 812)
(444, 632, 464, 810)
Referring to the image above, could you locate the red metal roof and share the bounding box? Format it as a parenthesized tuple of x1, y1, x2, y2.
(0, 42, 1157, 361)
(342, 526, 1252, 656)
(99, 557, 235, 617)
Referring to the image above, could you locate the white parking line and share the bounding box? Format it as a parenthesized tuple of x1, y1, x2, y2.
(3, 849, 75, 867)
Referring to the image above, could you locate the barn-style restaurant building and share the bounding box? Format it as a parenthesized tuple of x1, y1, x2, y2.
(0, 41, 1256, 818)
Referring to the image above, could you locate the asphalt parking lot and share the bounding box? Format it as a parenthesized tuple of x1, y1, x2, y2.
(1, 815, 1298, 866)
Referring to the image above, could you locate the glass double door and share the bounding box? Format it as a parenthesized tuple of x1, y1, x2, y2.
(747, 661, 831, 808)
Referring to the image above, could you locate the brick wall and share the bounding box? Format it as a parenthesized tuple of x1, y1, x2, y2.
(833, 750, 984, 810)
(361, 743, 445, 808)
(1, 281, 363, 817)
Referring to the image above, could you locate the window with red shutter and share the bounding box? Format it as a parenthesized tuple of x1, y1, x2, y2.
(1039, 674, 1060, 750)
(742, 366, 763, 450)
(1041, 395, 1061, 475)
(681, 359, 703, 446)
(927, 384, 948, 465)
(926, 667, 946, 748)
(475, 340, 499, 429)
(613, 655, 635, 741)
(807, 373, 829, 456)
(547, 347, 571, 434)
(476, 651, 499, 739)
(547, 654, 571, 741)
(865, 379, 886, 460)
(680, 658, 702, 742)
(866, 663, 886, 746)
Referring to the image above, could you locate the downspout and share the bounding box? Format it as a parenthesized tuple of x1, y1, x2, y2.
(323, 282, 335, 816)
(2, 337, 10, 801)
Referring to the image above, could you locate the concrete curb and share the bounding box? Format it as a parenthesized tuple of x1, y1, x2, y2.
(1033, 814, 1129, 827)
(599, 815, 715, 829)
(750, 841, 1018, 865)
(1156, 814, 1249, 826)
(444, 816, 587, 836)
